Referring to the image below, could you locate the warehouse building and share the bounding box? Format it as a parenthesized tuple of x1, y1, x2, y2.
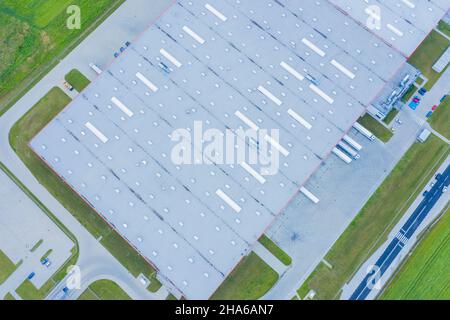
(31, 0, 447, 299)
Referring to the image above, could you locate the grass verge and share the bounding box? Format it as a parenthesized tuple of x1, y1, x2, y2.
(0, 0, 125, 116)
(297, 135, 449, 299)
(0, 250, 18, 285)
(78, 279, 131, 300)
(3, 293, 15, 300)
(408, 30, 450, 90)
(258, 234, 292, 266)
(401, 85, 417, 103)
(357, 114, 393, 142)
(383, 108, 399, 125)
(65, 69, 90, 92)
(380, 204, 450, 300)
(437, 20, 450, 38)
(428, 95, 450, 140)
(211, 252, 279, 300)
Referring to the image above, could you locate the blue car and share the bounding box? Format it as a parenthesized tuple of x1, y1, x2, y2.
(114, 52, 120, 58)
(418, 88, 427, 96)
(119, 46, 126, 53)
(125, 41, 131, 47)
(27, 272, 35, 280)
(408, 101, 419, 110)
(426, 111, 433, 118)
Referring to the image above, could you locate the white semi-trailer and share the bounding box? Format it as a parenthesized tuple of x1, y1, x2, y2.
(89, 63, 102, 75)
(338, 141, 360, 159)
(332, 147, 352, 164)
(343, 134, 363, 151)
(353, 122, 375, 141)
(300, 187, 320, 204)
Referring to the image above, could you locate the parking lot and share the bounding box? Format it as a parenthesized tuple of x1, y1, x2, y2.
(0, 169, 74, 298)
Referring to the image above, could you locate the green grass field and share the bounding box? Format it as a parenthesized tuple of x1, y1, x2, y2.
(211, 252, 279, 300)
(0, 0, 124, 116)
(428, 95, 450, 140)
(437, 20, 450, 38)
(259, 235, 292, 266)
(297, 135, 449, 299)
(408, 30, 450, 90)
(381, 206, 450, 300)
(9, 87, 160, 291)
(383, 108, 399, 125)
(0, 250, 18, 285)
(401, 85, 417, 103)
(16, 279, 54, 300)
(357, 114, 393, 142)
(65, 69, 90, 92)
(3, 293, 15, 300)
(78, 279, 131, 300)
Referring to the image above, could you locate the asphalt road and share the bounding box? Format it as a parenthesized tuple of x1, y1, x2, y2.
(350, 164, 450, 300)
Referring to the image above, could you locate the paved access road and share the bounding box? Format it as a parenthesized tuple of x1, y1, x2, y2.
(350, 164, 450, 300)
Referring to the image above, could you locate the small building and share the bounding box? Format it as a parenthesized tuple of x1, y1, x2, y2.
(418, 128, 431, 143)
(432, 46, 450, 73)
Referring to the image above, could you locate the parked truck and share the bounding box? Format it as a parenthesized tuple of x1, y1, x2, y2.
(332, 147, 352, 164)
(343, 135, 363, 151)
(353, 122, 375, 141)
(338, 141, 360, 159)
(89, 63, 102, 75)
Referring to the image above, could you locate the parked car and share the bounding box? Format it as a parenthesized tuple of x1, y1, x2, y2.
(426, 111, 433, 118)
(114, 52, 120, 58)
(125, 41, 131, 47)
(432, 104, 438, 111)
(63, 81, 73, 91)
(119, 46, 126, 53)
(418, 87, 427, 96)
(440, 95, 447, 102)
(41, 258, 51, 268)
(413, 96, 420, 103)
(409, 101, 419, 110)
(27, 272, 35, 280)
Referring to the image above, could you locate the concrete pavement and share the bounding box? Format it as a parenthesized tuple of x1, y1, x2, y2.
(252, 243, 289, 276)
(0, 0, 174, 300)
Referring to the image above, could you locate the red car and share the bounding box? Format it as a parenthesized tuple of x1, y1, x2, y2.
(432, 104, 438, 111)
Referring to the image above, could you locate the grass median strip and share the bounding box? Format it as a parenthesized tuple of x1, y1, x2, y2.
(0, 250, 18, 285)
(9, 86, 159, 293)
(259, 234, 292, 266)
(297, 135, 449, 299)
(383, 109, 399, 125)
(211, 252, 279, 300)
(78, 279, 131, 300)
(358, 114, 393, 142)
(380, 205, 450, 300)
(65, 69, 90, 92)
